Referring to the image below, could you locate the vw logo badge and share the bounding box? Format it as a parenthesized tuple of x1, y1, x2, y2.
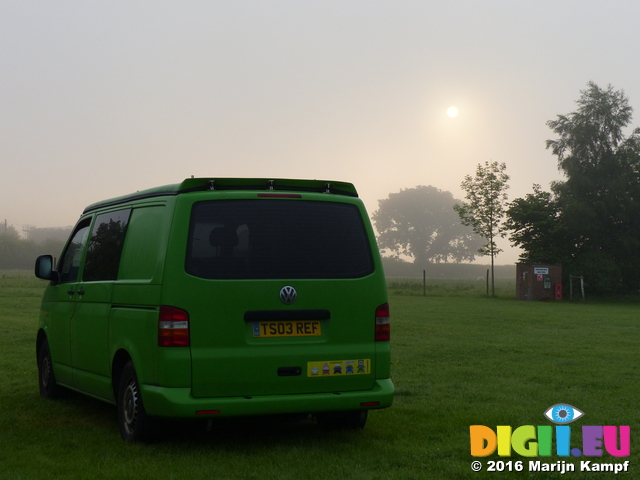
(279, 286, 297, 305)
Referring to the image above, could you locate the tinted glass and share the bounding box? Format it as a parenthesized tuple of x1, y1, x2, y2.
(83, 209, 131, 282)
(118, 206, 166, 281)
(58, 218, 91, 284)
(186, 200, 373, 279)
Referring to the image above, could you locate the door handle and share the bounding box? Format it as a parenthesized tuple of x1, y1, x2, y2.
(77, 290, 85, 296)
(277, 366, 302, 377)
(67, 290, 75, 295)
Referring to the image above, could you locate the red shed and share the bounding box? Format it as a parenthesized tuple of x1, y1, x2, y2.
(516, 264, 563, 301)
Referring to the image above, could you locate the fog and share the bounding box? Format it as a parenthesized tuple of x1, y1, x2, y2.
(3, 1, 640, 264)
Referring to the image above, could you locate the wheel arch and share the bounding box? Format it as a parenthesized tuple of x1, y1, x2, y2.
(36, 328, 48, 362)
(111, 349, 133, 399)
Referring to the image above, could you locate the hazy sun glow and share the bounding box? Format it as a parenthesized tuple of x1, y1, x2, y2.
(447, 106, 459, 118)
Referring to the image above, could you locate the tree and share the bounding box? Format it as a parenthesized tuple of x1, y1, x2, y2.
(454, 161, 510, 296)
(546, 82, 640, 294)
(0, 224, 40, 269)
(372, 185, 483, 265)
(505, 184, 571, 265)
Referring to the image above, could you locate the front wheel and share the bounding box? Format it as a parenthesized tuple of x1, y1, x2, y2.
(38, 338, 62, 399)
(118, 361, 153, 442)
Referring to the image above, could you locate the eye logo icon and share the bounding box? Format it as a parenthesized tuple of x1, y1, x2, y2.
(544, 404, 584, 424)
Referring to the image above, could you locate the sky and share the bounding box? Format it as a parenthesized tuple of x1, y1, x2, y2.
(3, 1, 640, 265)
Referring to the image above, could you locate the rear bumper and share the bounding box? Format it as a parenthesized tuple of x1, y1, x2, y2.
(140, 378, 394, 418)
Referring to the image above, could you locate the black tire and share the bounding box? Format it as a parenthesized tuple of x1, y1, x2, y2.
(118, 361, 153, 442)
(316, 410, 368, 430)
(38, 338, 62, 399)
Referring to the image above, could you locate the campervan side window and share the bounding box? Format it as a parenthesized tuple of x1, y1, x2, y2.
(83, 209, 131, 282)
(58, 218, 92, 284)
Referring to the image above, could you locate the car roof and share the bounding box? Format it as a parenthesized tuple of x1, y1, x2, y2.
(82, 177, 359, 214)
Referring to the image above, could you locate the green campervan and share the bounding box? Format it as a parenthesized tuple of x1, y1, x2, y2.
(35, 178, 393, 441)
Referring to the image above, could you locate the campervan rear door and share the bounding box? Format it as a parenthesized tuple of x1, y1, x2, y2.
(162, 194, 386, 399)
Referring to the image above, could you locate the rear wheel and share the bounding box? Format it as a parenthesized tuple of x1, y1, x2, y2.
(316, 410, 368, 429)
(118, 361, 153, 442)
(38, 338, 62, 399)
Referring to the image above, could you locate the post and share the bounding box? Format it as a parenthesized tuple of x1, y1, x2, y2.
(570, 274, 573, 300)
(423, 270, 426, 297)
(569, 275, 585, 300)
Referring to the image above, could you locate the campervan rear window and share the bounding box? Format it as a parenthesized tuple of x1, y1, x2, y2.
(185, 200, 374, 279)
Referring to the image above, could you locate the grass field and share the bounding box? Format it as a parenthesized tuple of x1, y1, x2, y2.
(0, 271, 637, 479)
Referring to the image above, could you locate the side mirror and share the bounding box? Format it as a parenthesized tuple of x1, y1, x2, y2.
(35, 255, 54, 281)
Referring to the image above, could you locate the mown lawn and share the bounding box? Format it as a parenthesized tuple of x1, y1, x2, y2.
(0, 271, 637, 479)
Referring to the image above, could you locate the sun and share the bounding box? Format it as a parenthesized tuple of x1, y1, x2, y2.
(447, 106, 459, 118)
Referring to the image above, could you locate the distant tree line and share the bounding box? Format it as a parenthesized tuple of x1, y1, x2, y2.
(0, 225, 68, 269)
(382, 256, 515, 279)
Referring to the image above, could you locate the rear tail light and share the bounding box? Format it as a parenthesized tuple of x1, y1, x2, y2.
(158, 306, 190, 347)
(375, 303, 390, 341)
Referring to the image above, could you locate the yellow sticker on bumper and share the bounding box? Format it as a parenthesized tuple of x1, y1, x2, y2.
(307, 359, 371, 377)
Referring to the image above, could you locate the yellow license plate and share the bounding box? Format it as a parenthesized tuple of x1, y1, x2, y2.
(252, 321, 321, 337)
